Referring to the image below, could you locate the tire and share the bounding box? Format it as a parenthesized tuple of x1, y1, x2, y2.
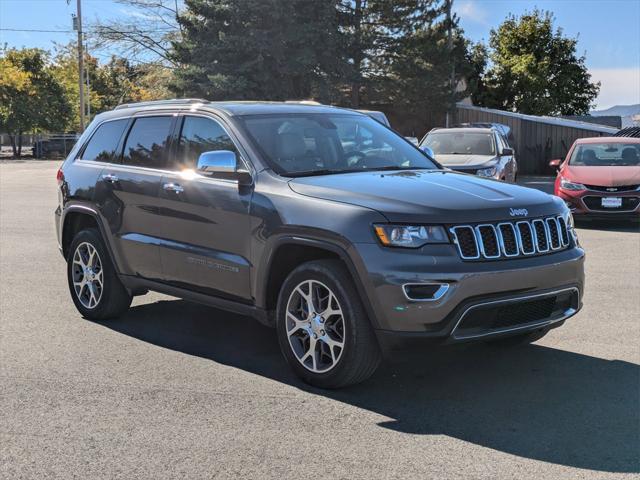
(276, 259, 381, 388)
(67, 228, 132, 320)
(487, 327, 550, 347)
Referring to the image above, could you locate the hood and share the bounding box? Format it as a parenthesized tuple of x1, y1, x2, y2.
(564, 165, 640, 187)
(289, 170, 561, 224)
(434, 154, 496, 167)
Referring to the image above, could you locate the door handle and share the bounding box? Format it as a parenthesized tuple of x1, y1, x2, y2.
(163, 182, 184, 194)
(102, 173, 119, 183)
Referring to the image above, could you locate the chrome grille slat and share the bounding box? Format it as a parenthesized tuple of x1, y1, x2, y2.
(449, 216, 571, 261)
(516, 221, 536, 255)
(557, 216, 570, 247)
(532, 219, 550, 253)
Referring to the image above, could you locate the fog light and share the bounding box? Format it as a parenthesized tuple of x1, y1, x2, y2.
(402, 283, 449, 302)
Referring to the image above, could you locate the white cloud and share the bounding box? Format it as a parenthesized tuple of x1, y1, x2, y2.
(589, 68, 640, 110)
(454, 0, 490, 27)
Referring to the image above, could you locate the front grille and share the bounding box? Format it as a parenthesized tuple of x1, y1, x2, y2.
(532, 219, 549, 252)
(450, 215, 571, 261)
(584, 184, 639, 193)
(583, 196, 640, 212)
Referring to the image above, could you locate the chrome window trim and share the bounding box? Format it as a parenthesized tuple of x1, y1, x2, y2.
(515, 221, 536, 255)
(402, 283, 450, 302)
(450, 287, 580, 341)
(474, 224, 501, 259)
(449, 226, 480, 260)
(496, 222, 520, 257)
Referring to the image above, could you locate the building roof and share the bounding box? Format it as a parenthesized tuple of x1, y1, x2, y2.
(575, 136, 640, 144)
(457, 103, 619, 134)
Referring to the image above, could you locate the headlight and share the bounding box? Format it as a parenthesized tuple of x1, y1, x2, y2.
(566, 212, 580, 245)
(560, 178, 586, 191)
(374, 224, 449, 248)
(477, 166, 497, 177)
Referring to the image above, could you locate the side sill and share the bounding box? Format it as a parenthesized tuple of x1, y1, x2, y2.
(119, 275, 273, 327)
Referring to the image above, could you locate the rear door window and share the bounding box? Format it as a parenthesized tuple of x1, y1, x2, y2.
(80, 119, 128, 162)
(122, 116, 174, 169)
(173, 116, 238, 170)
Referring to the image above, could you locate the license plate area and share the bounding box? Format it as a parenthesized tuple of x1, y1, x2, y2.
(601, 197, 622, 208)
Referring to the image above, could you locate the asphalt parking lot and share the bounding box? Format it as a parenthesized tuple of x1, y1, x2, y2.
(1, 160, 638, 479)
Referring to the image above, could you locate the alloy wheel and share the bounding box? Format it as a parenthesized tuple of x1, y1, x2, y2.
(71, 242, 104, 309)
(285, 280, 346, 373)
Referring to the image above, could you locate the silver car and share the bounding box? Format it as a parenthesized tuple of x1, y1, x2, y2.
(420, 127, 518, 182)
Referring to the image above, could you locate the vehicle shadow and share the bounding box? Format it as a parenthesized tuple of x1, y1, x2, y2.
(100, 299, 639, 474)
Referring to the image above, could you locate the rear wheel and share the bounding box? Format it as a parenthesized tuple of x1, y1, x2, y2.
(276, 260, 381, 388)
(67, 228, 132, 320)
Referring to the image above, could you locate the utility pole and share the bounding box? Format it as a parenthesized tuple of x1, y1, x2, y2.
(445, 0, 455, 127)
(72, 0, 85, 132)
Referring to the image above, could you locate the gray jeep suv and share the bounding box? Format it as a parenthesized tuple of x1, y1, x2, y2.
(55, 100, 584, 388)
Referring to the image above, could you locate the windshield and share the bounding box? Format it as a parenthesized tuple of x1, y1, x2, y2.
(237, 113, 437, 176)
(422, 132, 495, 156)
(569, 143, 640, 166)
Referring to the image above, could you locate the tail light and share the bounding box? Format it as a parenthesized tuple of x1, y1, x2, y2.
(56, 167, 64, 186)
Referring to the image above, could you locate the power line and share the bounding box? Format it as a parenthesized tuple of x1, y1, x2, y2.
(0, 27, 175, 33)
(0, 28, 75, 33)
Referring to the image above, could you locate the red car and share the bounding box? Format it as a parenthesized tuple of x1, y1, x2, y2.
(550, 137, 640, 220)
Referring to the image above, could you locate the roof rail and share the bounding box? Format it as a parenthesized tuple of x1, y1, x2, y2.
(114, 98, 209, 110)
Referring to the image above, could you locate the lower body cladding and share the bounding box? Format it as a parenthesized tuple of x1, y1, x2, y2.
(352, 243, 585, 347)
(557, 188, 640, 221)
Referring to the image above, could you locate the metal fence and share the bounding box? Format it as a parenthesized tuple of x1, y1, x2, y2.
(0, 133, 79, 159)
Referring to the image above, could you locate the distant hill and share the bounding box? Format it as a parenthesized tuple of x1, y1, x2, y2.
(591, 104, 640, 127)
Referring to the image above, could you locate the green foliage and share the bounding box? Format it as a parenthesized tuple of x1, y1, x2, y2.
(170, 0, 469, 116)
(171, 0, 343, 102)
(0, 48, 72, 156)
(52, 44, 173, 131)
(474, 9, 599, 116)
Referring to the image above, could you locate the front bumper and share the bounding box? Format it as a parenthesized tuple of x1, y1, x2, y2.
(351, 242, 585, 341)
(557, 188, 640, 219)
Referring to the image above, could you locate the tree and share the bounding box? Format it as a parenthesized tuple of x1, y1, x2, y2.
(52, 43, 173, 131)
(0, 48, 72, 157)
(170, 0, 343, 101)
(90, 0, 182, 67)
(337, 0, 446, 108)
(475, 10, 599, 116)
(371, 5, 474, 115)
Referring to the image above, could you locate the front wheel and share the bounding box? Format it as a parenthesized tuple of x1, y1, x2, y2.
(276, 260, 381, 388)
(67, 228, 132, 321)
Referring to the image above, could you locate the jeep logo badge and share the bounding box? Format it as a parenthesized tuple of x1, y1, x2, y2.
(509, 208, 528, 217)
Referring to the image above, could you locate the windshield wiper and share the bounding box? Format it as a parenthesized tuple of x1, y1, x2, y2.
(286, 166, 435, 178)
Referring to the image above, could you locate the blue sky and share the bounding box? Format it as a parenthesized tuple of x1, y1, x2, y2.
(1, 0, 639, 109)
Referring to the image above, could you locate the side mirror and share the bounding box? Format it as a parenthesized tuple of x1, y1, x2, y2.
(548, 159, 562, 169)
(420, 145, 435, 158)
(501, 147, 514, 156)
(405, 136, 419, 145)
(197, 150, 252, 185)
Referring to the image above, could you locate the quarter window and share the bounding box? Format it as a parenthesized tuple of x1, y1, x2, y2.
(122, 116, 173, 169)
(174, 116, 238, 170)
(80, 119, 128, 162)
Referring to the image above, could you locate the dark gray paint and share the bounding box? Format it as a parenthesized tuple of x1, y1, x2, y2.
(56, 101, 585, 338)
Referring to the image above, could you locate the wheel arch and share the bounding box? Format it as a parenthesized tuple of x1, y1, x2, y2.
(257, 235, 381, 329)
